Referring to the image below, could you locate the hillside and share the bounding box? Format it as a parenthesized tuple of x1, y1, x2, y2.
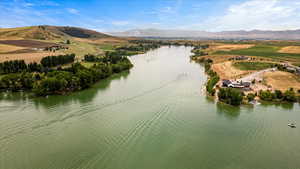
(109, 29, 300, 40)
(0, 26, 129, 63)
(0, 25, 119, 41)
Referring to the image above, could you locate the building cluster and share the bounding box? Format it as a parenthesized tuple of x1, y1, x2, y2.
(44, 45, 69, 52)
(31, 45, 68, 52)
(229, 56, 251, 61)
(222, 79, 251, 90)
(282, 63, 300, 75)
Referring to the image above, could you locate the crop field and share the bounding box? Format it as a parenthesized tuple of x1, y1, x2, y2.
(0, 51, 64, 63)
(0, 44, 25, 53)
(233, 62, 275, 70)
(214, 45, 300, 61)
(64, 41, 104, 58)
(279, 46, 300, 54)
(211, 44, 254, 51)
(0, 40, 57, 48)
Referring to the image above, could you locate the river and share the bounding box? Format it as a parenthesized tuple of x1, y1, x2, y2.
(0, 46, 299, 169)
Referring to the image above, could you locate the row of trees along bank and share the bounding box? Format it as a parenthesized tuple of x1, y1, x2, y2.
(0, 53, 133, 96)
(0, 54, 75, 74)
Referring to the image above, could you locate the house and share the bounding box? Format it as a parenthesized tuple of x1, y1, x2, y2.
(229, 56, 250, 61)
(222, 79, 232, 87)
(296, 67, 300, 75)
(226, 80, 251, 89)
(287, 67, 296, 72)
(242, 82, 251, 88)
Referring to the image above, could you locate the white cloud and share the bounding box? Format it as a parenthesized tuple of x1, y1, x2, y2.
(23, 3, 34, 7)
(159, 6, 175, 14)
(201, 0, 300, 31)
(67, 8, 79, 15)
(111, 21, 130, 26)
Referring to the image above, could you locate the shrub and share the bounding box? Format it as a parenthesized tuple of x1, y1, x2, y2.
(247, 93, 256, 102)
(259, 90, 275, 101)
(274, 90, 283, 100)
(283, 88, 297, 102)
(206, 75, 220, 95)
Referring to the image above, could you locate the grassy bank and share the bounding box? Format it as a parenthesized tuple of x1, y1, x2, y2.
(233, 62, 275, 70)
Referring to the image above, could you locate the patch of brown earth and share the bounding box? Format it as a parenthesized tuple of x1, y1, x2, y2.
(73, 37, 128, 45)
(0, 51, 64, 64)
(212, 44, 254, 51)
(263, 71, 300, 91)
(278, 46, 300, 54)
(0, 44, 26, 53)
(211, 61, 252, 79)
(0, 40, 58, 48)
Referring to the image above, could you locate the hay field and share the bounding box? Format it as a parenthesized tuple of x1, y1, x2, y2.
(0, 44, 25, 53)
(263, 71, 300, 91)
(211, 61, 253, 79)
(278, 46, 300, 54)
(0, 51, 64, 63)
(212, 44, 254, 51)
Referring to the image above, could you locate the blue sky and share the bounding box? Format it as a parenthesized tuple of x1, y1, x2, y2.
(1, 0, 300, 32)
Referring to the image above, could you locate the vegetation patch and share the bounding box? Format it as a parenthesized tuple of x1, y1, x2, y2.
(214, 45, 300, 61)
(218, 88, 244, 106)
(259, 88, 298, 103)
(233, 62, 275, 70)
(0, 53, 133, 95)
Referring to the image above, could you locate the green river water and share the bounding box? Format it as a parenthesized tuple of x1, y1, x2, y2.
(0, 46, 299, 169)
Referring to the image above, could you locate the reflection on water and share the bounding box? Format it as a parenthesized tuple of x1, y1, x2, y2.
(216, 102, 241, 119)
(32, 70, 130, 109)
(260, 101, 295, 110)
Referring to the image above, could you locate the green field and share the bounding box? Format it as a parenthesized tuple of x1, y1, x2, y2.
(81, 61, 96, 68)
(233, 62, 275, 70)
(214, 45, 300, 61)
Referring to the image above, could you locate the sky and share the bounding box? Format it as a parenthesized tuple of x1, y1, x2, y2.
(1, 0, 300, 32)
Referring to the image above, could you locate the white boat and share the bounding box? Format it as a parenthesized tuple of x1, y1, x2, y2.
(288, 123, 296, 128)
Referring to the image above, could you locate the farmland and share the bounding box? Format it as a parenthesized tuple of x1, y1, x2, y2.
(214, 45, 300, 61)
(192, 41, 300, 95)
(233, 62, 275, 70)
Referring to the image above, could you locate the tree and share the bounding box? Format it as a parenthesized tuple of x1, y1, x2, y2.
(247, 93, 256, 102)
(283, 88, 297, 102)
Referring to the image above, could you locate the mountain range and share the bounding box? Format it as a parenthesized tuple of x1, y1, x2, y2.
(108, 28, 300, 40)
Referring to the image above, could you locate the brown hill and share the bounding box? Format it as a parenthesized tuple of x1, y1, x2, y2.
(0, 25, 120, 41)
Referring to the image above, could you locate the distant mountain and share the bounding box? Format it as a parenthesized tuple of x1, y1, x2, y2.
(0, 25, 116, 41)
(108, 29, 300, 40)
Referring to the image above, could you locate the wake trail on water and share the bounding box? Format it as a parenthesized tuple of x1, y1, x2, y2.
(0, 75, 186, 142)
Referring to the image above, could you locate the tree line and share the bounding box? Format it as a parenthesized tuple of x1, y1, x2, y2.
(0, 54, 76, 75)
(0, 54, 133, 96)
(258, 88, 299, 102)
(40, 54, 75, 67)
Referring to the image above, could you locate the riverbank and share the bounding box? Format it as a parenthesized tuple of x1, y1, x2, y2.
(1, 46, 300, 169)
(0, 41, 163, 96)
(190, 43, 300, 105)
